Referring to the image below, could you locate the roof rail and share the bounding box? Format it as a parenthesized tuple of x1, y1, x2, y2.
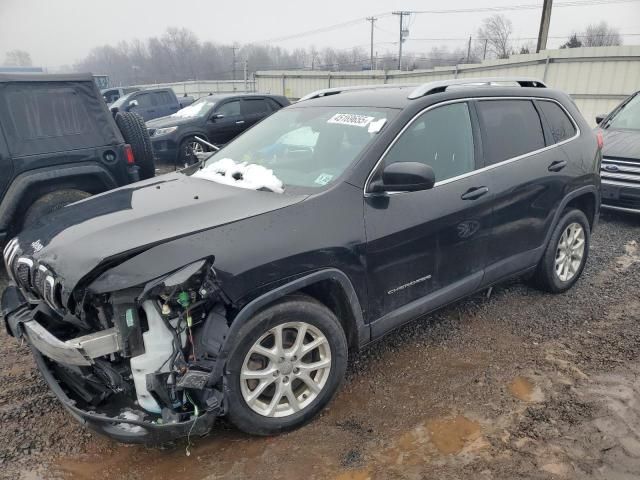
(407, 77, 547, 100)
(298, 84, 414, 102)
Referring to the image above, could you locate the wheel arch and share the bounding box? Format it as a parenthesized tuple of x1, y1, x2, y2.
(0, 164, 117, 235)
(545, 186, 600, 248)
(211, 269, 368, 383)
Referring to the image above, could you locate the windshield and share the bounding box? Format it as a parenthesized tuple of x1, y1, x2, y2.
(197, 106, 395, 190)
(172, 98, 215, 118)
(607, 94, 640, 130)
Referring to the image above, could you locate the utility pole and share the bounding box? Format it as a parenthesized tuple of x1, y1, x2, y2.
(243, 60, 248, 92)
(392, 11, 411, 70)
(466, 36, 472, 63)
(483, 39, 488, 60)
(231, 45, 238, 80)
(536, 0, 553, 53)
(366, 16, 377, 71)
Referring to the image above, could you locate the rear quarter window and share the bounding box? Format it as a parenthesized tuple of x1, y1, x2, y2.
(476, 99, 546, 165)
(537, 100, 577, 144)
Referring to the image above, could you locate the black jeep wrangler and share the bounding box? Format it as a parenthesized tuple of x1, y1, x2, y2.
(2, 78, 600, 444)
(0, 73, 154, 243)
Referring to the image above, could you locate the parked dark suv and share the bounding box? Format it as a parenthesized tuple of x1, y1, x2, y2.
(110, 88, 193, 122)
(146, 93, 289, 167)
(2, 78, 600, 444)
(596, 90, 640, 213)
(0, 73, 154, 245)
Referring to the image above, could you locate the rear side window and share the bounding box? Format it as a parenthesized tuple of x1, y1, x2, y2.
(0, 82, 117, 156)
(477, 100, 545, 165)
(6, 87, 90, 139)
(243, 98, 270, 115)
(266, 98, 283, 112)
(538, 100, 577, 144)
(384, 102, 475, 183)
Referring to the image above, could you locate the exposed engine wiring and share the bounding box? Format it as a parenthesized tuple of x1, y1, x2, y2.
(185, 392, 200, 456)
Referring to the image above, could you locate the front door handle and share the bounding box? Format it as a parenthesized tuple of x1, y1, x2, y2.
(461, 186, 489, 200)
(548, 160, 567, 172)
(236, 120, 245, 125)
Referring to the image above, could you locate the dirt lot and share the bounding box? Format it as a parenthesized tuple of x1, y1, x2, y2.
(1, 211, 639, 480)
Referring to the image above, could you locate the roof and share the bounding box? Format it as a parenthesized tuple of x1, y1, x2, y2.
(0, 72, 95, 83)
(292, 77, 550, 109)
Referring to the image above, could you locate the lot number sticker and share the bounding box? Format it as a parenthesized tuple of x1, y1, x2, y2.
(328, 113, 375, 128)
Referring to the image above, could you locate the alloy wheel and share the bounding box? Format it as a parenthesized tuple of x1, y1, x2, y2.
(554, 222, 585, 282)
(240, 322, 332, 418)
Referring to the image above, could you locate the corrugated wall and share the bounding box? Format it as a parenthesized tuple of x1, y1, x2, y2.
(255, 46, 640, 125)
(133, 80, 256, 98)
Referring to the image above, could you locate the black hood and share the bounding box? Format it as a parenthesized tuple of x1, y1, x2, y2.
(601, 128, 640, 160)
(146, 115, 203, 128)
(15, 172, 306, 297)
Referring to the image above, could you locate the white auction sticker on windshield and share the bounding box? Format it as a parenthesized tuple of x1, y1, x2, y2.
(314, 173, 334, 185)
(327, 113, 375, 128)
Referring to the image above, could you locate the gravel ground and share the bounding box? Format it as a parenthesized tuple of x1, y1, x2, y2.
(0, 211, 639, 480)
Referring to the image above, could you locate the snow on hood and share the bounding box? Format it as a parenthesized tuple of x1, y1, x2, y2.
(194, 158, 284, 193)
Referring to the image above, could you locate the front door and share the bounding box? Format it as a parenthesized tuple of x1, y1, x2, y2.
(207, 99, 244, 145)
(364, 101, 493, 335)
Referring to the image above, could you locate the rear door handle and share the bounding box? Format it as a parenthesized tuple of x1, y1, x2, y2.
(548, 160, 567, 172)
(236, 120, 245, 125)
(461, 186, 489, 200)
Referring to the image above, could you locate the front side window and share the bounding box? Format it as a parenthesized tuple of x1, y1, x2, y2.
(217, 100, 241, 117)
(607, 94, 640, 130)
(135, 93, 154, 108)
(199, 107, 395, 189)
(477, 100, 545, 165)
(384, 102, 475, 183)
(538, 100, 577, 143)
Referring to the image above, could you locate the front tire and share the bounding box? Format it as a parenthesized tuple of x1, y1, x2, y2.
(532, 208, 590, 293)
(225, 295, 348, 435)
(178, 137, 209, 168)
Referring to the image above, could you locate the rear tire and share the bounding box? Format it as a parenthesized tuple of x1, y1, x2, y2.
(22, 189, 91, 230)
(225, 295, 348, 436)
(115, 112, 155, 180)
(531, 208, 590, 293)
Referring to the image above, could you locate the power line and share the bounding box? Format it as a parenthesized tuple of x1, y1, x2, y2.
(409, 0, 640, 14)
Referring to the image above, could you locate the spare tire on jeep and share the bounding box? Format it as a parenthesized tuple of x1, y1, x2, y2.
(115, 112, 155, 180)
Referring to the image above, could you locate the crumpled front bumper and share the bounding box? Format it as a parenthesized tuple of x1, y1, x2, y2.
(1, 284, 218, 444)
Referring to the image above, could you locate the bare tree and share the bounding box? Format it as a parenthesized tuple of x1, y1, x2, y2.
(477, 14, 513, 59)
(582, 22, 622, 47)
(4, 50, 32, 66)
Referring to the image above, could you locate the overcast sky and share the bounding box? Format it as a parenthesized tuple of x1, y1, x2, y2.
(1, 0, 638, 69)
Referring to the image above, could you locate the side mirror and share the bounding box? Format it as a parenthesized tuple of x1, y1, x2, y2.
(110, 106, 119, 115)
(595, 114, 606, 125)
(125, 99, 139, 112)
(369, 162, 436, 193)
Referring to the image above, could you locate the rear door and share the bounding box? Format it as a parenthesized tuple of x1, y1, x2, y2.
(364, 101, 493, 334)
(207, 99, 244, 145)
(241, 97, 272, 128)
(476, 98, 576, 284)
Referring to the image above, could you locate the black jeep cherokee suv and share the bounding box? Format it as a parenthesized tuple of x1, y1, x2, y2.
(0, 73, 154, 244)
(2, 78, 601, 444)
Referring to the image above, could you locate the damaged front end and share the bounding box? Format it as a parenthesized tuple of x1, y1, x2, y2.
(2, 246, 232, 444)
